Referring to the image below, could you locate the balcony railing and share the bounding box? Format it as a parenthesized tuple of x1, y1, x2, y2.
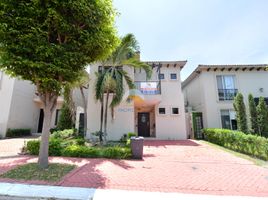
(135, 81, 161, 95)
(218, 89, 238, 101)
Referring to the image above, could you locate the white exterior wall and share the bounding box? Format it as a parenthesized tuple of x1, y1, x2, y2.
(183, 68, 268, 129)
(0, 73, 15, 137)
(87, 65, 135, 141)
(7, 79, 39, 133)
(155, 66, 187, 139)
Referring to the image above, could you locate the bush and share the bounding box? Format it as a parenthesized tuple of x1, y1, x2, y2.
(127, 132, 137, 139)
(27, 140, 131, 159)
(26, 139, 62, 156)
(6, 129, 31, 138)
(62, 145, 98, 158)
(51, 129, 75, 139)
(203, 128, 268, 160)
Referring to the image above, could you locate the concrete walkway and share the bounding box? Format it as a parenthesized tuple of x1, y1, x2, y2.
(0, 140, 268, 197)
(0, 137, 38, 158)
(0, 183, 267, 200)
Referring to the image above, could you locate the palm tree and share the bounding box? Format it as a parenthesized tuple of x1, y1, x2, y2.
(95, 34, 152, 142)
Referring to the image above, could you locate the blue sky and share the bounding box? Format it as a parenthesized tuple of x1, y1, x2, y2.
(113, 0, 268, 80)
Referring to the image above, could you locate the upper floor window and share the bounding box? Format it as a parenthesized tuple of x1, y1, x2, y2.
(171, 107, 179, 115)
(216, 75, 237, 101)
(170, 73, 177, 80)
(159, 73, 165, 80)
(158, 107, 166, 115)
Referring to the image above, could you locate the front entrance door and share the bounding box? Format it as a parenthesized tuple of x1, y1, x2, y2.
(138, 112, 150, 137)
(37, 109, 44, 133)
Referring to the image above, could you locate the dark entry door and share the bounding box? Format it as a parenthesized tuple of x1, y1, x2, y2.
(138, 112, 150, 137)
(37, 109, 44, 133)
(192, 112, 203, 139)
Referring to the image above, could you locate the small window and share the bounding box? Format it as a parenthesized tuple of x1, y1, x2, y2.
(158, 107, 166, 115)
(171, 107, 179, 115)
(159, 73, 165, 80)
(170, 73, 177, 80)
(55, 109, 61, 125)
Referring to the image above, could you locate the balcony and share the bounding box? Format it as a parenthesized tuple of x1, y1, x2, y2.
(218, 89, 238, 101)
(135, 81, 161, 95)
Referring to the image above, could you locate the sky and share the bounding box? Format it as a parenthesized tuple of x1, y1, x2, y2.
(113, 0, 268, 80)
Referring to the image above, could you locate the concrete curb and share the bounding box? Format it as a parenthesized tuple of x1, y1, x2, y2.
(0, 183, 267, 200)
(0, 183, 95, 200)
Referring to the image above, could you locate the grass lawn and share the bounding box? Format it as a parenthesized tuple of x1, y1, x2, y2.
(200, 140, 268, 168)
(0, 163, 75, 182)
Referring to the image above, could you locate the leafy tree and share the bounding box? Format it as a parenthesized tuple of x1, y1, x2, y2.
(70, 70, 90, 137)
(256, 97, 268, 136)
(0, 0, 118, 168)
(95, 34, 152, 142)
(248, 94, 258, 134)
(233, 93, 248, 133)
(57, 85, 74, 130)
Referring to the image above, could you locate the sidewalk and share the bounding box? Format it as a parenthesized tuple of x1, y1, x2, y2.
(0, 183, 267, 200)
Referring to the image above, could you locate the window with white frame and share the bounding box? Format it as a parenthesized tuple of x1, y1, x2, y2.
(158, 107, 166, 115)
(170, 73, 177, 80)
(220, 109, 237, 130)
(171, 107, 179, 115)
(159, 73, 165, 80)
(216, 75, 237, 101)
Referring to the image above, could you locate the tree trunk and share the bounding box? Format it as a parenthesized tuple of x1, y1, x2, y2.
(38, 92, 57, 169)
(104, 91, 110, 143)
(79, 86, 87, 137)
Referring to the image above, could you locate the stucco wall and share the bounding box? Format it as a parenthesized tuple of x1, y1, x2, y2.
(87, 65, 135, 141)
(0, 73, 15, 137)
(184, 69, 268, 129)
(7, 79, 40, 133)
(155, 66, 187, 139)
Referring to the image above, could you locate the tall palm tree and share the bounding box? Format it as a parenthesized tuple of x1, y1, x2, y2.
(95, 34, 152, 142)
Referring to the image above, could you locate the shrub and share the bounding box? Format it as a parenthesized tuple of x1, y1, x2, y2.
(26, 140, 40, 155)
(127, 132, 137, 139)
(6, 129, 31, 138)
(75, 138, 86, 146)
(62, 145, 98, 158)
(203, 128, 268, 160)
(26, 139, 62, 156)
(51, 129, 75, 139)
(233, 93, 248, 133)
(101, 146, 131, 159)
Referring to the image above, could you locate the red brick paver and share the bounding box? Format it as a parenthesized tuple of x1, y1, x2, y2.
(0, 140, 268, 197)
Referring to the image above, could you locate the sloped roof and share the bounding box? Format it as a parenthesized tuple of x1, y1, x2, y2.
(182, 64, 268, 89)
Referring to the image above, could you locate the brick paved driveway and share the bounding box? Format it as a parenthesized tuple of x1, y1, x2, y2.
(0, 140, 268, 197)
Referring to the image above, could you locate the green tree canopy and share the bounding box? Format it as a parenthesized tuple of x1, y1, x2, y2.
(0, 0, 119, 168)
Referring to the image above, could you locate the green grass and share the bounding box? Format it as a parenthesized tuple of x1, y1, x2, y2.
(0, 163, 75, 182)
(200, 140, 268, 168)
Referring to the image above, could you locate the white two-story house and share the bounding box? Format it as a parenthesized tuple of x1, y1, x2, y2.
(0, 71, 86, 138)
(87, 61, 187, 140)
(182, 64, 268, 138)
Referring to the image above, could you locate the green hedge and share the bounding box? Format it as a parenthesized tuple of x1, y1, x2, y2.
(26, 141, 131, 159)
(26, 138, 62, 156)
(203, 128, 268, 160)
(6, 129, 31, 138)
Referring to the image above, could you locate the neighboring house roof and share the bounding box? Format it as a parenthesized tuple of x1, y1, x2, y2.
(182, 64, 268, 89)
(144, 61, 187, 69)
